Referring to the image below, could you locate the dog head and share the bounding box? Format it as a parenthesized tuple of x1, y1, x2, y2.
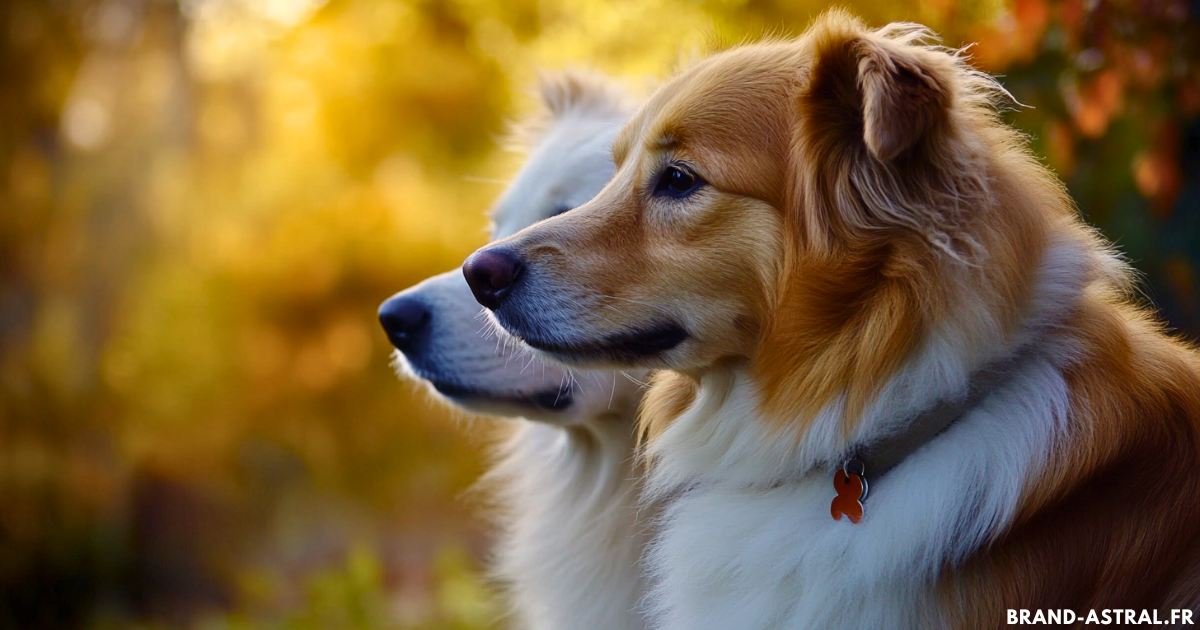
(462, 40, 799, 370)
(466, 13, 1032, 426)
(380, 70, 643, 423)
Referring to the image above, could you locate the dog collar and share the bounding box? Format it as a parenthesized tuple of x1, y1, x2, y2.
(831, 346, 1036, 524)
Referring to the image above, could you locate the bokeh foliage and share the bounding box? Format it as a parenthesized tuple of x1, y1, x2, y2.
(0, 0, 1196, 627)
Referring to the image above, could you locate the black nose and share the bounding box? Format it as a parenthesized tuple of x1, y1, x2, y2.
(378, 295, 431, 350)
(462, 248, 523, 309)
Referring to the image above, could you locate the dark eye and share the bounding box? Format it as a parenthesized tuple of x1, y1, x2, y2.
(653, 164, 705, 199)
(549, 204, 572, 218)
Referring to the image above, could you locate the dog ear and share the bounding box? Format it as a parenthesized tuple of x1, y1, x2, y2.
(793, 14, 991, 259)
(536, 69, 627, 119)
(857, 40, 950, 161)
(507, 70, 627, 151)
(803, 15, 951, 162)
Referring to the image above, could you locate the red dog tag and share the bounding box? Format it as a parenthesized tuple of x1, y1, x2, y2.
(831, 469, 866, 523)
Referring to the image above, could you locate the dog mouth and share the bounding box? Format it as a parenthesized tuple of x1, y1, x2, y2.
(426, 378, 574, 412)
(516, 321, 688, 364)
(394, 350, 575, 413)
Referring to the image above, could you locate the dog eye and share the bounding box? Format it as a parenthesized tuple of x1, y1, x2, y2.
(654, 165, 705, 199)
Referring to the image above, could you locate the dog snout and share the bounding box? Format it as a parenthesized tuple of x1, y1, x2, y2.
(378, 294, 431, 351)
(463, 248, 524, 309)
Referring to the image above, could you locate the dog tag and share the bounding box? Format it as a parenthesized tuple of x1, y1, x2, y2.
(831, 469, 866, 524)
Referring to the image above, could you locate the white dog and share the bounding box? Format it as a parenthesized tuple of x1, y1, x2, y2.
(378, 71, 649, 630)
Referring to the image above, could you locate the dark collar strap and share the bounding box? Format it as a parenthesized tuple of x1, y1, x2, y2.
(851, 346, 1035, 483)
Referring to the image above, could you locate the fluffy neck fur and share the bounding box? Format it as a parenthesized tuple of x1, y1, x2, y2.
(484, 415, 648, 629)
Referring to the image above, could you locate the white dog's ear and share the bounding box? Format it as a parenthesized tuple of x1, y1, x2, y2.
(803, 13, 951, 161)
(536, 69, 627, 119)
(506, 70, 626, 152)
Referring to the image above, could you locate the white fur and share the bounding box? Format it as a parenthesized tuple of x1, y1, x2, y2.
(485, 417, 651, 630)
(640, 232, 1103, 628)
(383, 78, 650, 629)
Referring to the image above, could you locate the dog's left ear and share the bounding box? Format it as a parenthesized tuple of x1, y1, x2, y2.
(803, 16, 952, 161)
(508, 70, 627, 151)
(857, 39, 950, 161)
(792, 14, 989, 255)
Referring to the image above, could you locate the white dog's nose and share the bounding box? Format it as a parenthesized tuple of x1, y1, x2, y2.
(378, 294, 431, 351)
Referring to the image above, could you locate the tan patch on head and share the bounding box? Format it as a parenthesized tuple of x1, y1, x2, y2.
(636, 44, 800, 205)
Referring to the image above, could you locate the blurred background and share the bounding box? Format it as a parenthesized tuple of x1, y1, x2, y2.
(1, 0, 1197, 627)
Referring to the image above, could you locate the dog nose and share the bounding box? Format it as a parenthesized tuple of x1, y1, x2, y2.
(462, 248, 523, 309)
(378, 295, 431, 350)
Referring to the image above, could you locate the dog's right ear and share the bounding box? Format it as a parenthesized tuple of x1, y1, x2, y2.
(536, 69, 627, 119)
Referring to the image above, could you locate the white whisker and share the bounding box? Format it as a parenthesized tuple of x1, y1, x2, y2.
(620, 371, 650, 389)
